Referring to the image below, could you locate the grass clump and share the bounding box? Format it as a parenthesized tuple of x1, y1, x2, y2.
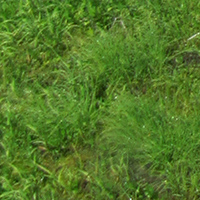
(1, 0, 200, 199)
(103, 92, 200, 199)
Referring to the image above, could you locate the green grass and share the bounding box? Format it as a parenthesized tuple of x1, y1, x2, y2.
(1, 0, 200, 199)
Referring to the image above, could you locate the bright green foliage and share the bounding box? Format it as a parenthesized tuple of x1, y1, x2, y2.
(1, 0, 200, 199)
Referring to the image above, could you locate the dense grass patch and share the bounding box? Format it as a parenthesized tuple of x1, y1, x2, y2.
(103, 92, 200, 199)
(1, 0, 200, 199)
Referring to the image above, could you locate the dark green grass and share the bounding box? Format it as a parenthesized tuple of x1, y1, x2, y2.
(1, 0, 200, 199)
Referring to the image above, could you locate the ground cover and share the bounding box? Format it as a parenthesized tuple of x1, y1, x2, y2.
(0, 0, 200, 199)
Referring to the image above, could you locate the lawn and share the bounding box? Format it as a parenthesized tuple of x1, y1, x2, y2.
(0, 0, 200, 199)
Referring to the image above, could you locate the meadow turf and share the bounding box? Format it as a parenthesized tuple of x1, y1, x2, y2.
(0, 0, 200, 199)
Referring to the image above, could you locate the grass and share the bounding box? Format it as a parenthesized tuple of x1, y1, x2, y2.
(0, 0, 200, 199)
